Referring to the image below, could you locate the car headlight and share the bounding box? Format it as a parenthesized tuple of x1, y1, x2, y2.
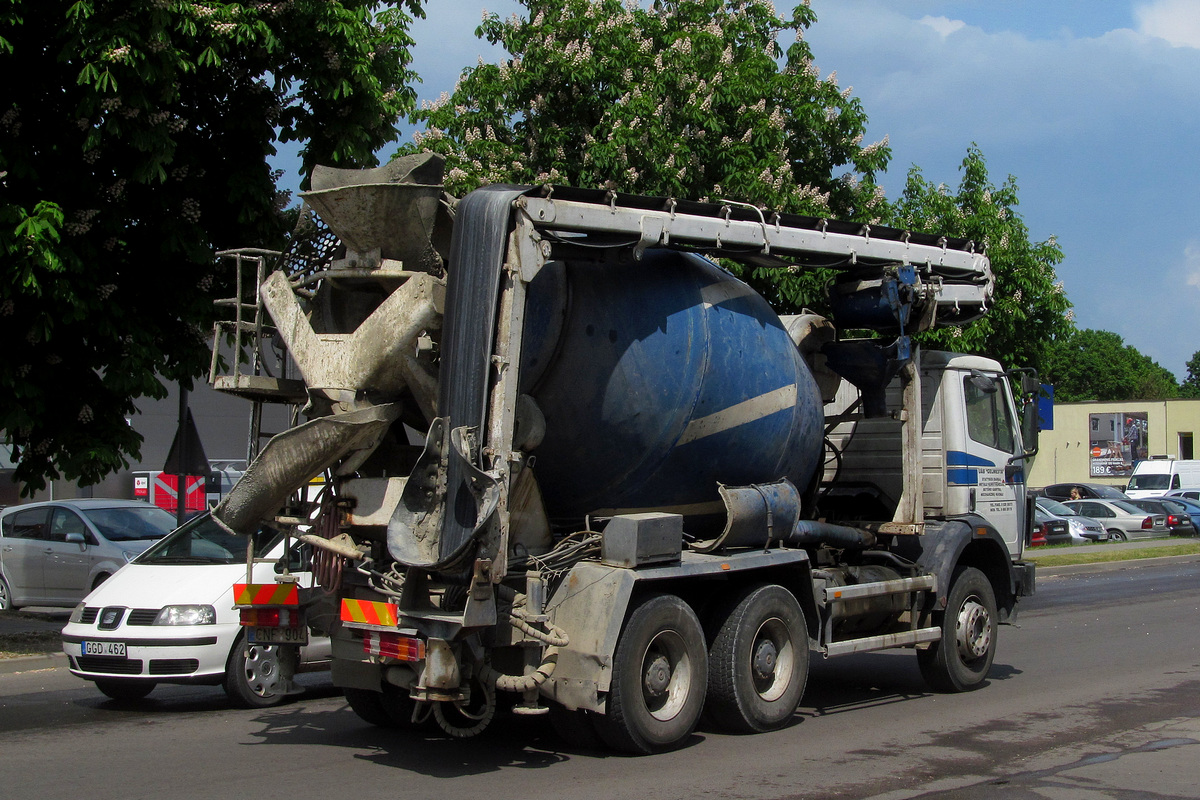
(154, 605, 216, 626)
(69, 602, 87, 624)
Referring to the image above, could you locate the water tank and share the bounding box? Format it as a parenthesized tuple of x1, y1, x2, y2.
(520, 250, 824, 527)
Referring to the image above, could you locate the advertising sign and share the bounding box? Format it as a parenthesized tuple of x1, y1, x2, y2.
(1089, 412, 1149, 478)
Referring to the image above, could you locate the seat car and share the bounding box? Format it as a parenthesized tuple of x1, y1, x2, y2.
(1040, 483, 1130, 502)
(1034, 497, 1108, 543)
(1062, 499, 1169, 542)
(1033, 506, 1073, 546)
(60, 513, 330, 707)
(1129, 498, 1196, 536)
(0, 499, 176, 610)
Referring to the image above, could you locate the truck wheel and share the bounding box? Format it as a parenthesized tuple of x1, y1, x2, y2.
(918, 566, 997, 693)
(705, 584, 809, 733)
(95, 679, 156, 702)
(593, 594, 707, 755)
(343, 685, 421, 728)
(1107, 529, 1127, 542)
(224, 634, 287, 708)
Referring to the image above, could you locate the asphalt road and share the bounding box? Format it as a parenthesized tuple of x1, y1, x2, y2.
(1, 559, 1197, 800)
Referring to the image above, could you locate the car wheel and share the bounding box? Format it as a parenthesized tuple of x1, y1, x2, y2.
(95, 679, 156, 702)
(592, 593, 708, 755)
(224, 633, 289, 708)
(0, 573, 13, 611)
(1107, 529, 1127, 542)
(917, 567, 998, 693)
(705, 584, 809, 734)
(91, 573, 110, 591)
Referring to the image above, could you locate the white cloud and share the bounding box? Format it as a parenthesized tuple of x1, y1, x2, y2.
(919, 15, 966, 38)
(1135, 0, 1200, 48)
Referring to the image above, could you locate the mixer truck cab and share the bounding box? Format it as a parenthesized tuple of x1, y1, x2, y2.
(206, 154, 1039, 755)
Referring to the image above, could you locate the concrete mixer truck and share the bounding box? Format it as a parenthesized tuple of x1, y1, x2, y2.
(206, 153, 1039, 754)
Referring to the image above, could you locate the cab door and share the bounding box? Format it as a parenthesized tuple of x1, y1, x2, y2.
(954, 372, 1025, 551)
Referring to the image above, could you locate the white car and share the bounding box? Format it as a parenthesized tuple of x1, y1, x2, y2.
(61, 513, 330, 706)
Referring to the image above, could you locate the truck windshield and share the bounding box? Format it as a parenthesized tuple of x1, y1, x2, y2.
(82, 506, 176, 542)
(135, 512, 282, 565)
(1127, 474, 1169, 490)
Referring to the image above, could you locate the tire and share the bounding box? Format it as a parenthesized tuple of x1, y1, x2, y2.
(917, 567, 998, 693)
(91, 573, 110, 590)
(344, 685, 421, 729)
(549, 704, 605, 750)
(1107, 529, 1127, 542)
(95, 678, 156, 702)
(705, 584, 809, 733)
(0, 573, 13, 611)
(592, 594, 708, 755)
(224, 634, 289, 708)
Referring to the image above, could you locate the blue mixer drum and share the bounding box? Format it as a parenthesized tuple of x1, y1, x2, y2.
(519, 249, 825, 525)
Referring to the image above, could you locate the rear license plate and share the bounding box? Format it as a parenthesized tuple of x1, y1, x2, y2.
(83, 641, 126, 657)
(248, 627, 308, 645)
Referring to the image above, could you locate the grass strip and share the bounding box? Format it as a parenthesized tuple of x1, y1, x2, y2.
(0, 630, 63, 660)
(1031, 541, 1200, 568)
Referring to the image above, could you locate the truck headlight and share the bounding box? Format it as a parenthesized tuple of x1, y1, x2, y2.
(154, 605, 216, 625)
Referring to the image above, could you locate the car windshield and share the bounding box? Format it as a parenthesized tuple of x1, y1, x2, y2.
(1127, 474, 1170, 490)
(136, 513, 283, 565)
(1038, 498, 1076, 516)
(1111, 500, 1148, 515)
(81, 506, 177, 542)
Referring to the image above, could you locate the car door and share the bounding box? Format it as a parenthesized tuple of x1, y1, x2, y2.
(43, 507, 95, 602)
(1, 507, 51, 602)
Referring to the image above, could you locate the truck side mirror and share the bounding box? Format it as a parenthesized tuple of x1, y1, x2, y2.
(1021, 399, 1039, 454)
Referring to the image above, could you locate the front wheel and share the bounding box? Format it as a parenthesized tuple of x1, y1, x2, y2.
(224, 634, 291, 708)
(1107, 529, 1127, 542)
(705, 584, 809, 733)
(95, 679, 156, 702)
(917, 567, 998, 693)
(593, 594, 708, 755)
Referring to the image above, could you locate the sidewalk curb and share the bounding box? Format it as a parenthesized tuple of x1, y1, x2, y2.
(0, 651, 67, 675)
(1035, 552, 1200, 578)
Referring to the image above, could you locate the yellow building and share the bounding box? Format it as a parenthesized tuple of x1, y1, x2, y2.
(1027, 398, 1200, 491)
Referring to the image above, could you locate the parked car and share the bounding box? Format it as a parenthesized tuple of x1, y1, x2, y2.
(60, 512, 330, 706)
(0, 499, 176, 610)
(1062, 499, 1169, 542)
(1163, 488, 1200, 501)
(1040, 483, 1130, 502)
(1147, 495, 1200, 535)
(1033, 506, 1073, 546)
(1034, 497, 1108, 543)
(1126, 499, 1194, 536)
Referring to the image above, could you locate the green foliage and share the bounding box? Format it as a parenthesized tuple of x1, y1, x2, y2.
(402, 0, 888, 208)
(1181, 351, 1200, 399)
(1, 0, 424, 492)
(885, 146, 1071, 372)
(400, 0, 893, 316)
(1042, 328, 1179, 402)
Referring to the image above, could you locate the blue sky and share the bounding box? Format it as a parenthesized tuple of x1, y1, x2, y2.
(272, 1, 1200, 378)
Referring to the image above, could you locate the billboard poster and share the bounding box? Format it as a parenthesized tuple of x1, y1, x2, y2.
(1089, 412, 1149, 478)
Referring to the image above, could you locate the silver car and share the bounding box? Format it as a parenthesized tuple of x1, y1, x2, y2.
(1035, 497, 1109, 543)
(0, 499, 176, 610)
(1063, 499, 1169, 542)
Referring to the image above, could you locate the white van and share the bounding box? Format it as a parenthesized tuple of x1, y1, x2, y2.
(1125, 459, 1200, 498)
